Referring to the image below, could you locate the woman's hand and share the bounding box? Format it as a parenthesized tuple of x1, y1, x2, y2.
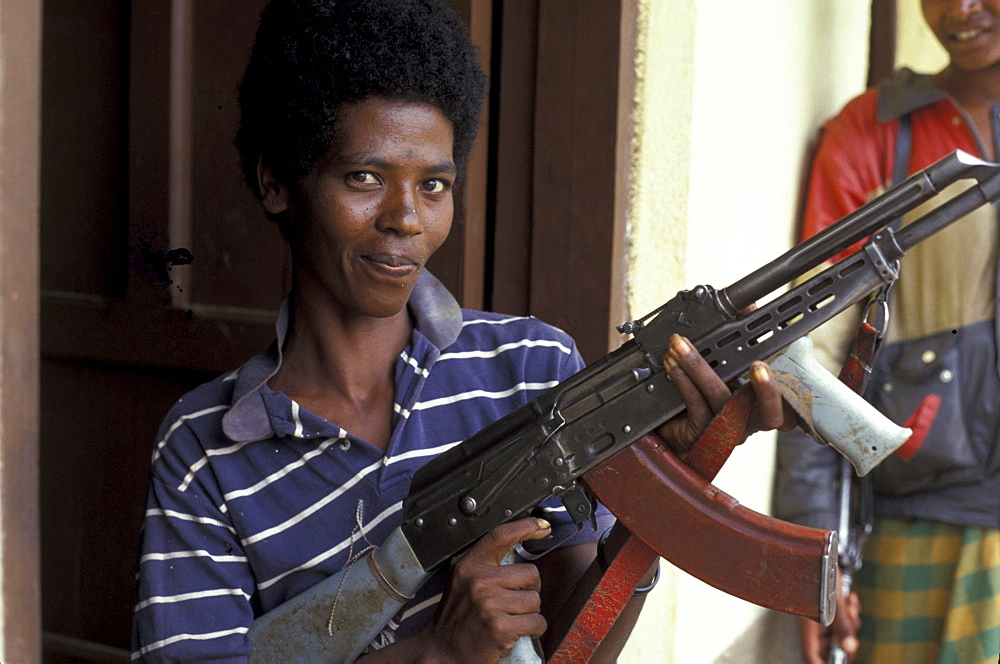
(417, 517, 552, 663)
(657, 333, 797, 454)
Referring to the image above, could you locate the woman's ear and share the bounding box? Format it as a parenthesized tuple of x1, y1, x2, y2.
(257, 156, 289, 215)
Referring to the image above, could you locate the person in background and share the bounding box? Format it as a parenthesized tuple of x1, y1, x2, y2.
(131, 1, 792, 661)
(775, 1, 1000, 662)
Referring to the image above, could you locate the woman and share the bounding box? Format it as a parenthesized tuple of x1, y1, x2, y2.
(132, 1, 789, 661)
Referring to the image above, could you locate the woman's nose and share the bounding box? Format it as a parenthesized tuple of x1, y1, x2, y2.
(951, 0, 985, 18)
(377, 190, 422, 235)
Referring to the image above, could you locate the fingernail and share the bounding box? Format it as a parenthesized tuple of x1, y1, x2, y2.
(752, 362, 770, 382)
(536, 518, 551, 531)
(664, 353, 678, 371)
(671, 335, 694, 357)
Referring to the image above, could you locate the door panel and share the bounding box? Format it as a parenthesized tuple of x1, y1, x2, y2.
(40, 362, 210, 661)
(39, 1, 278, 659)
(39, 0, 127, 298)
(189, 0, 288, 311)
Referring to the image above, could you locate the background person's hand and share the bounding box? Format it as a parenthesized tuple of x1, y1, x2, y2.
(797, 567, 861, 663)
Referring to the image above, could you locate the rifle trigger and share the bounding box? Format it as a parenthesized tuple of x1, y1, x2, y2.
(515, 522, 584, 561)
(513, 485, 595, 561)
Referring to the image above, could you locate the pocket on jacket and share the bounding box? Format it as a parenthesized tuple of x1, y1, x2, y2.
(867, 330, 979, 495)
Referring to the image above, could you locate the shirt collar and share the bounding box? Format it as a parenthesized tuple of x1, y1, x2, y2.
(877, 67, 950, 123)
(221, 269, 463, 442)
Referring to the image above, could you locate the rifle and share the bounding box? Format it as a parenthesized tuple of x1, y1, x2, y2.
(248, 150, 1000, 662)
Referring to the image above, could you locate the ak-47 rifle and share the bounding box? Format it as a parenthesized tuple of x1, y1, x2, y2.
(248, 150, 1000, 663)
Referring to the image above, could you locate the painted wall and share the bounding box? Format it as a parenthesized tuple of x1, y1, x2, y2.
(897, 0, 948, 74)
(620, 1, 871, 661)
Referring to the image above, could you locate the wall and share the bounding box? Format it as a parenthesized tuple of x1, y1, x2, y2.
(896, 0, 947, 73)
(620, 1, 871, 661)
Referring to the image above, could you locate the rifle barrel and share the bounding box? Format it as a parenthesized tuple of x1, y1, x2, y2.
(893, 169, 1000, 252)
(721, 151, 997, 311)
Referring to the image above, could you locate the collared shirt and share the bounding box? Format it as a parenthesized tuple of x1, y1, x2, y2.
(132, 271, 612, 662)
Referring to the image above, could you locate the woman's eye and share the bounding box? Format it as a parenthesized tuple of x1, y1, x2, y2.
(422, 179, 450, 194)
(347, 172, 378, 186)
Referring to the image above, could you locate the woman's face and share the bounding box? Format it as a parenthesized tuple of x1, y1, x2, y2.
(266, 98, 456, 321)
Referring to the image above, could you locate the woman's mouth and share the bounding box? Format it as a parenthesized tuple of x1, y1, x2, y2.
(361, 254, 420, 278)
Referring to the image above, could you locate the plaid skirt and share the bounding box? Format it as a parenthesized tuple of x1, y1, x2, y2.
(853, 516, 1000, 664)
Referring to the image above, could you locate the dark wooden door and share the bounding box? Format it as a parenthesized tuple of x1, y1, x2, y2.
(37, 1, 631, 660)
(39, 2, 280, 660)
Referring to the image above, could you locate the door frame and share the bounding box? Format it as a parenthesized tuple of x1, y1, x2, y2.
(0, 1, 42, 661)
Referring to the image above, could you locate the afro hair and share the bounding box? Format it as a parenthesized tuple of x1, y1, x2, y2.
(235, 0, 488, 199)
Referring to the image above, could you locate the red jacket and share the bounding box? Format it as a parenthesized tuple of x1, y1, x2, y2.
(803, 68, 981, 262)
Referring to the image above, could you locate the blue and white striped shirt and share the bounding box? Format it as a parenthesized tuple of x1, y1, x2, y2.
(132, 272, 611, 662)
